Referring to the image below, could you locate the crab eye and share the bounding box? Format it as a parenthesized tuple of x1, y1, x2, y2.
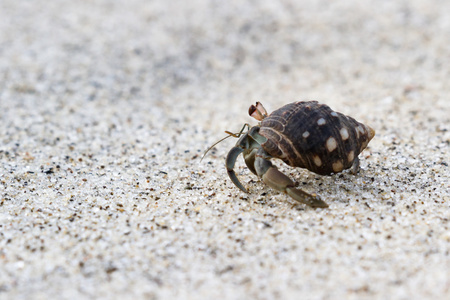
(249, 102, 268, 121)
(249, 104, 258, 117)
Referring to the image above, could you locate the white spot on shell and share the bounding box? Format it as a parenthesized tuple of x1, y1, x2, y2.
(313, 155, 322, 167)
(340, 127, 349, 140)
(317, 118, 326, 125)
(330, 112, 338, 117)
(332, 160, 344, 172)
(326, 137, 337, 152)
(302, 131, 310, 138)
(347, 151, 354, 162)
(357, 125, 365, 135)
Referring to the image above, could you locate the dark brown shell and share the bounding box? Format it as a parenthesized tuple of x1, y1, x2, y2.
(259, 101, 374, 175)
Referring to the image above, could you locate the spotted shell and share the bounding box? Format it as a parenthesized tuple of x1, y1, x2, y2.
(259, 101, 375, 175)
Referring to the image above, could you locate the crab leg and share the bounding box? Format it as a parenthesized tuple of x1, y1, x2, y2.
(243, 148, 258, 175)
(226, 127, 265, 193)
(350, 157, 360, 175)
(254, 149, 328, 208)
(226, 146, 247, 193)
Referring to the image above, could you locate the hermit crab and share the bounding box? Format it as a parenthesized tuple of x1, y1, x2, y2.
(205, 101, 375, 208)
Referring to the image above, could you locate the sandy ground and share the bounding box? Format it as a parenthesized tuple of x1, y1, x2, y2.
(0, 0, 449, 299)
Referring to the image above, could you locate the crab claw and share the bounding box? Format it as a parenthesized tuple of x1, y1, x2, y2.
(262, 166, 329, 208)
(255, 149, 328, 208)
(286, 187, 328, 208)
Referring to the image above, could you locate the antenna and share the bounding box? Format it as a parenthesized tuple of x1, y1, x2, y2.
(200, 123, 251, 161)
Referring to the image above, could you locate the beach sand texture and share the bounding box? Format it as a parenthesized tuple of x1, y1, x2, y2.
(0, 0, 449, 299)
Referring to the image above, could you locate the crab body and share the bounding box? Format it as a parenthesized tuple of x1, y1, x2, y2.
(226, 101, 375, 208)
